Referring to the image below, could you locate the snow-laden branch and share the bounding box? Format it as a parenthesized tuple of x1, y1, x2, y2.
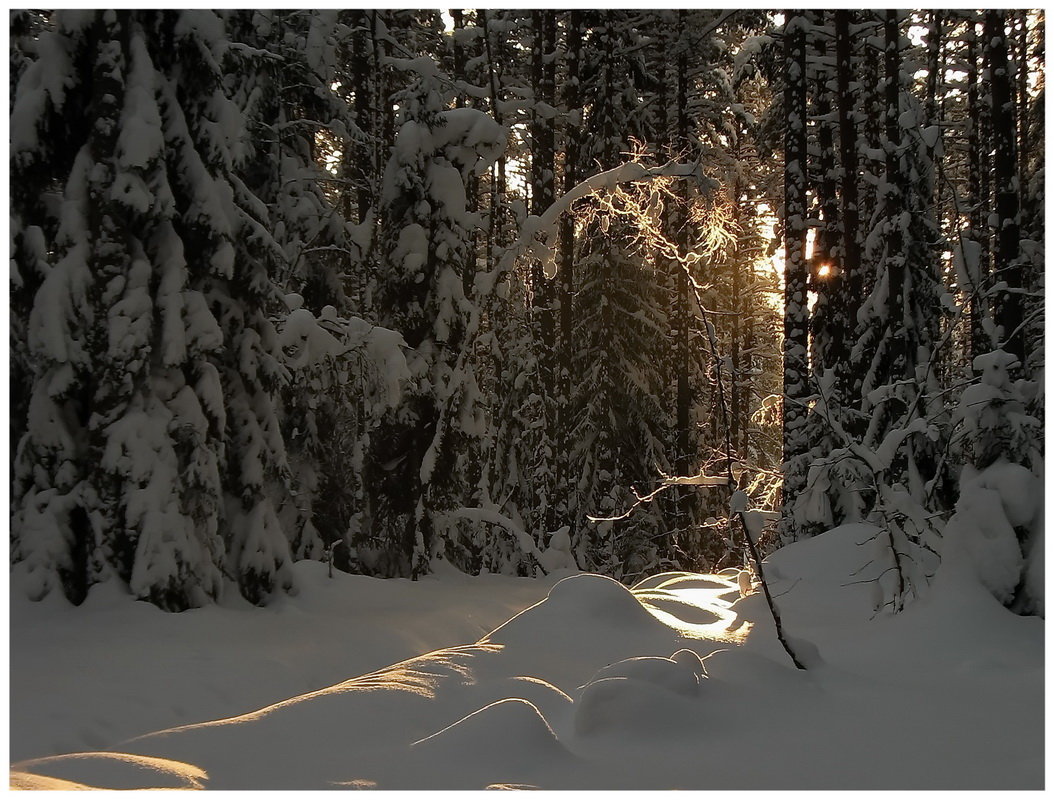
(428, 158, 709, 514)
(478, 159, 707, 290)
(587, 470, 731, 524)
(522, 160, 703, 241)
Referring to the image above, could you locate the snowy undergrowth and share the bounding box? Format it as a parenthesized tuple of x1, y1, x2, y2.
(10, 525, 1043, 790)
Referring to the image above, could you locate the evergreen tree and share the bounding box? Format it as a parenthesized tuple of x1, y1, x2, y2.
(567, 13, 674, 579)
(367, 58, 505, 576)
(11, 10, 295, 608)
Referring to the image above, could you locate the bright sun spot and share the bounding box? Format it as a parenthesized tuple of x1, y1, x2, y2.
(817, 263, 832, 278)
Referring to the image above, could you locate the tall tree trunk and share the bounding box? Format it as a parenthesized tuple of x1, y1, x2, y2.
(555, 10, 582, 537)
(883, 9, 905, 382)
(810, 10, 842, 377)
(667, 11, 696, 545)
(675, 13, 692, 484)
(978, 15, 993, 325)
(925, 11, 943, 215)
(966, 22, 990, 359)
(450, 9, 479, 300)
(925, 11, 941, 127)
(780, 11, 810, 543)
(1014, 12, 1030, 192)
(530, 10, 558, 530)
(351, 11, 373, 225)
(835, 10, 862, 401)
(986, 10, 1023, 363)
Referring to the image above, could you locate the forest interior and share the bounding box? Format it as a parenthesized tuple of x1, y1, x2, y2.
(7, 8, 1046, 791)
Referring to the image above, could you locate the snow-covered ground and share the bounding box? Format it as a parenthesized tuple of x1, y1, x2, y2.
(9, 523, 1043, 790)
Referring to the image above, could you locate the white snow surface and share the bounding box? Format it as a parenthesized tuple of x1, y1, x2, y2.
(9, 523, 1043, 790)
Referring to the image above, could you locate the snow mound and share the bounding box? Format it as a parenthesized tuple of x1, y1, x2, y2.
(482, 574, 685, 692)
(671, 647, 708, 676)
(582, 654, 703, 697)
(760, 523, 888, 626)
(11, 752, 207, 791)
(940, 486, 1023, 604)
(938, 460, 1040, 606)
(971, 461, 1041, 528)
(115, 644, 506, 789)
(547, 573, 650, 614)
(467, 675, 574, 730)
(633, 572, 735, 591)
(767, 523, 879, 582)
(631, 571, 696, 590)
(573, 675, 703, 739)
(406, 699, 575, 789)
(414, 697, 563, 754)
(486, 574, 661, 647)
(536, 525, 578, 573)
(571, 648, 715, 740)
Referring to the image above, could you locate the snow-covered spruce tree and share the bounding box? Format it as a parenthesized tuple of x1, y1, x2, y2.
(785, 10, 869, 539)
(481, 258, 555, 576)
(11, 10, 296, 609)
(527, 9, 560, 536)
(467, 10, 575, 577)
(567, 13, 675, 580)
(475, 10, 557, 572)
(646, 9, 771, 570)
(797, 11, 952, 538)
(275, 299, 412, 575)
(9, 10, 42, 101)
(229, 10, 352, 313)
(366, 57, 505, 577)
(9, 9, 54, 472)
(551, 10, 584, 555)
(852, 12, 944, 494)
(223, 10, 367, 563)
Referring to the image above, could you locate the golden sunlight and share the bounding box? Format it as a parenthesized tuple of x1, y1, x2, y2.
(634, 575, 754, 644)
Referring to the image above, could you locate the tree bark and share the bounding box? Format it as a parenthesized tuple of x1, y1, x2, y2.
(780, 11, 810, 543)
(834, 10, 861, 400)
(985, 10, 1024, 364)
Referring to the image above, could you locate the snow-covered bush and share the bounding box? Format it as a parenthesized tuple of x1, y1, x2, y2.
(959, 350, 1040, 471)
(275, 296, 410, 566)
(939, 350, 1043, 614)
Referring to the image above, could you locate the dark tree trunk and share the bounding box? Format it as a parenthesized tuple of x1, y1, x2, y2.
(555, 10, 582, 535)
(675, 12, 692, 484)
(986, 10, 1024, 364)
(529, 10, 558, 530)
(883, 10, 906, 379)
(966, 22, 990, 359)
(810, 10, 843, 378)
(450, 9, 479, 300)
(835, 10, 862, 400)
(780, 11, 810, 542)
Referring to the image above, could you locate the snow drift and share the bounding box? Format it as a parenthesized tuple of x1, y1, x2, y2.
(10, 524, 1043, 790)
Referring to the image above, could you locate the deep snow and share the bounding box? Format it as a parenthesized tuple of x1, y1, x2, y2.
(9, 523, 1044, 790)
